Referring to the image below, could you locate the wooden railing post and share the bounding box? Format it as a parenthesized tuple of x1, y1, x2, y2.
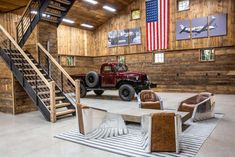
(50, 81, 56, 123)
(75, 80, 80, 105)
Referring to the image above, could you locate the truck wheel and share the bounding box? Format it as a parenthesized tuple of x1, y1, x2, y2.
(94, 90, 104, 96)
(80, 83, 87, 98)
(85, 71, 99, 88)
(119, 84, 135, 101)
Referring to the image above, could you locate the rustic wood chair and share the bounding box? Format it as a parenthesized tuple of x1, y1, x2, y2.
(177, 92, 215, 121)
(138, 90, 163, 110)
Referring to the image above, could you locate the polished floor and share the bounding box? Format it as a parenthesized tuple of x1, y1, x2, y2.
(0, 91, 234, 157)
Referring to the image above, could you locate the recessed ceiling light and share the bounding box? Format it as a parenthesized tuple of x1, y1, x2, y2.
(103, 5, 116, 12)
(81, 23, 94, 28)
(62, 18, 75, 24)
(30, 10, 37, 14)
(84, 0, 98, 5)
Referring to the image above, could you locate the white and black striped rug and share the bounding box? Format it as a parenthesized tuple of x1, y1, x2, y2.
(55, 114, 223, 157)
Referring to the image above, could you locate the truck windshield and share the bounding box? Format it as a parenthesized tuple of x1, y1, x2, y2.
(114, 63, 128, 72)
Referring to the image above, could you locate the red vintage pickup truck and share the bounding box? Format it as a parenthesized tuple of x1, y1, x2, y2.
(71, 63, 156, 101)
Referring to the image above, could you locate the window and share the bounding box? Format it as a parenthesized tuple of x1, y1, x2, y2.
(117, 56, 125, 64)
(59, 56, 75, 66)
(103, 66, 112, 73)
(154, 53, 165, 63)
(200, 49, 215, 62)
(131, 9, 141, 20)
(178, 0, 190, 11)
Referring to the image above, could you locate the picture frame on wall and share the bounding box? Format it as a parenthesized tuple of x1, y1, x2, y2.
(177, 0, 190, 11)
(208, 14, 227, 37)
(108, 31, 118, 47)
(200, 49, 215, 62)
(60, 56, 75, 66)
(129, 28, 141, 45)
(118, 29, 129, 46)
(176, 19, 191, 40)
(131, 9, 141, 20)
(192, 16, 208, 39)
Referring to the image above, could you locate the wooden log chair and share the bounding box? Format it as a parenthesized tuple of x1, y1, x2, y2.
(138, 90, 163, 110)
(141, 112, 181, 153)
(177, 92, 215, 122)
(77, 103, 128, 139)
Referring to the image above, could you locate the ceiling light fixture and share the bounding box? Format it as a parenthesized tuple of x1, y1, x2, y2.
(62, 18, 75, 24)
(84, 0, 98, 5)
(81, 23, 94, 28)
(103, 5, 116, 12)
(30, 10, 38, 14)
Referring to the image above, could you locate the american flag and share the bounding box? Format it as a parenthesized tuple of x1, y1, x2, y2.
(146, 0, 169, 51)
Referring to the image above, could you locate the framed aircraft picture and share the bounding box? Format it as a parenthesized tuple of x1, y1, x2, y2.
(192, 16, 208, 39)
(118, 29, 129, 46)
(176, 19, 191, 40)
(108, 31, 118, 47)
(208, 14, 227, 37)
(129, 28, 141, 45)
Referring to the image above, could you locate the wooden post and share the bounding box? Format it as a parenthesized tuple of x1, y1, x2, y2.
(75, 80, 81, 128)
(75, 79, 80, 105)
(50, 81, 56, 123)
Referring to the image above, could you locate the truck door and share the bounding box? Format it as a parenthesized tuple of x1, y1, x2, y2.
(101, 65, 116, 87)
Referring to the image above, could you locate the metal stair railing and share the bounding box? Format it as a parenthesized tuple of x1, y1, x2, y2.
(16, 0, 41, 44)
(0, 24, 57, 122)
(37, 43, 80, 107)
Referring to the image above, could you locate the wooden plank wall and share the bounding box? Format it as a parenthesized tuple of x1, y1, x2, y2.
(57, 0, 235, 56)
(0, 13, 36, 114)
(57, 25, 94, 56)
(91, 46, 235, 94)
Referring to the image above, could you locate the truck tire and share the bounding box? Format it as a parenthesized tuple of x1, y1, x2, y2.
(119, 84, 135, 101)
(80, 83, 87, 98)
(85, 71, 99, 88)
(94, 90, 104, 96)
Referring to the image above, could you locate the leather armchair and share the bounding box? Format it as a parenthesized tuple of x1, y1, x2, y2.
(177, 92, 215, 121)
(138, 90, 163, 110)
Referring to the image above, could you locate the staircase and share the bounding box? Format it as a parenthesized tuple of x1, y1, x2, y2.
(16, 0, 75, 47)
(0, 25, 79, 122)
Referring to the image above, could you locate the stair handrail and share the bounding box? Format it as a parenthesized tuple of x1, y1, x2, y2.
(0, 25, 51, 87)
(37, 43, 76, 86)
(16, 0, 33, 29)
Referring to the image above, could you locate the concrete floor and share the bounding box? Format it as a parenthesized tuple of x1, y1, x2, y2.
(0, 91, 234, 157)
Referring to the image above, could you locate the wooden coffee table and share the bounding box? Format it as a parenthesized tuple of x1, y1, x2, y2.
(111, 108, 190, 123)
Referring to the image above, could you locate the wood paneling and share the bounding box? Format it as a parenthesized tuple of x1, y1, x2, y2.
(0, 0, 28, 13)
(57, 25, 94, 56)
(91, 47, 235, 94)
(65, 0, 134, 30)
(0, 12, 20, 37)
(0, 57, 13, 113)
(90, 0, 235, 56)
(0, 12, 37, 114)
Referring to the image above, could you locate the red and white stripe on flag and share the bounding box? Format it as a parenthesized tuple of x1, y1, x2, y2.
(146, 0, 169, 51)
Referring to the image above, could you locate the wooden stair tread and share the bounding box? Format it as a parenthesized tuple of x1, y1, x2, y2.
(48, 102, 71, 109)
(25, 73, 46, 77)
(44, 11, 62, 17)
(48, 4, 66, 11)
(41, 17, 59, 23)
(19, 68, 43, 71)
(42, 96, 65, 102)
(38, 90, 60, 95)
(56, 109, 75, 117)
(32, 85, 49, 89)
(53, 0, 71, 5)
